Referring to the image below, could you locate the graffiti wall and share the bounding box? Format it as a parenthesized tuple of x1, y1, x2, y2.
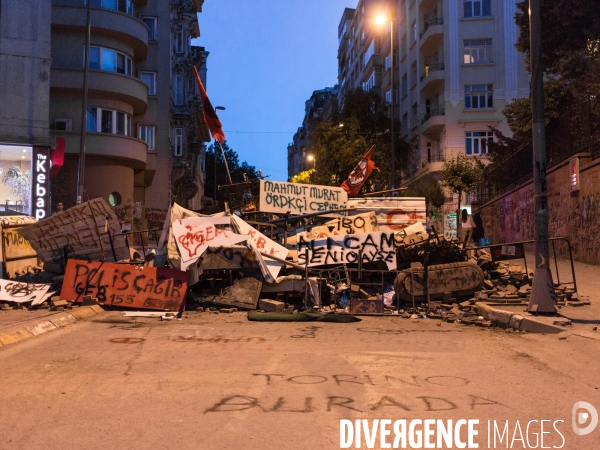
(478, 155, 600, 264)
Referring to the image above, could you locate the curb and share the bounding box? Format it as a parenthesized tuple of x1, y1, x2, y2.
(0, 305, 105, 348)
(475, 302, 565, 334)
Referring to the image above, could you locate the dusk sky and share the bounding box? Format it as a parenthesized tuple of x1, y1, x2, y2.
(195, 0, 354, 182)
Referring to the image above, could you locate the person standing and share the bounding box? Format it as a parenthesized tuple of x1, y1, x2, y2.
(53, 202, 64, 215)
(460, 209, 474, 243)
(426, 211, 433, 233)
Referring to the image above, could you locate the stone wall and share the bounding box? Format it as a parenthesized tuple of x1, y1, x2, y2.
(477, 153, 600, 265)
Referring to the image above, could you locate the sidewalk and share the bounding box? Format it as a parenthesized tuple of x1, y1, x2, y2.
(0, 305, 104, 347)
(476, 251, 600, 336)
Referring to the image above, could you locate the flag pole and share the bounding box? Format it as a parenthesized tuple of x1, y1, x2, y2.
(217, 141, 233, 185)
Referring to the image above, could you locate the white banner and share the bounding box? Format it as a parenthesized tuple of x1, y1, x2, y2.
(173, 217, 247, 271)
(346, 197, 426, 232)
(231, 215, 289, 281)
(0, 280, 50, 304)
(259, 180, 348, 215)
(298, 231, 396, 269)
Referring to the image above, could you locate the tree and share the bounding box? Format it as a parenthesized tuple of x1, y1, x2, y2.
(403, 180, 445, 210)
(290, 168, 314, 184)
(441, 155, 484, 237)
(308, 89, 411, 191)
(204, 142, 259, 208)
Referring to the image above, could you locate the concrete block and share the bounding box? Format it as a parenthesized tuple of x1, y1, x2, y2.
(509, 315, 524, 330)
(26, 320, 57, 336)
(0, 328, 34, 346)
(50, 314, 76, 328)
(51, 299, 68, 307)
(90, 305, 105, 314)
(219, 308, 237, 314)
(519, 317, 564, 334)
(70, 307, 97, 320)
(258, 299, 285, 313)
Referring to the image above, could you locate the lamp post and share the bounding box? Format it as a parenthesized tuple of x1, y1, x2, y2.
(376, 13, 395, 188)
(213, 106, 226, 205)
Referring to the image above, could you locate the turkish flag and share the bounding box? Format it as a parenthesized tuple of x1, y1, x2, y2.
(341, 145, 378, 197)
(193, 66, 226, 144)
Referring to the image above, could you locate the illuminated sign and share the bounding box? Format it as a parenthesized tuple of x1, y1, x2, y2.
(32, 147, 50, 220)
(569, 157, 580, 192)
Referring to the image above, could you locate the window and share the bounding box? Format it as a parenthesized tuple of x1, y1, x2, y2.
(413, 23, 418, 43)
(175, 30, 184, 53)
(361, 71, 376, 91)
(385, 89, 392, 103)
(87, 46, 132, 76)
(86, 107, 132, 136)
(465, 84, 493, 109)
(174, 74, 184, 105)
(139, 125, 155, 150)
(464, 39, 493, 64)
(140, 71, 156, 95)
(85, 0, 133, 15)
(101, 110, 112, 133)
(384, 54, 391, 70)
(174, 128, 183, 156)
(86, 108, 98, 132)
(363, 40, 375, 67)
(142, 17, 157, 40)
(465, 131, 493, 155)
(464, 0, 491, 18)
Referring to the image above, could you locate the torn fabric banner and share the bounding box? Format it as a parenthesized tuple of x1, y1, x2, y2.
(340, 145, 378, 197)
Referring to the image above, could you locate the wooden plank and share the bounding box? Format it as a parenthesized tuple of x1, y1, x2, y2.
(60, 259, 189, 311)
(17, 198, 129, 272)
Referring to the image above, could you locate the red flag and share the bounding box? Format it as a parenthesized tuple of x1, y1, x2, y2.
(193, 66, 226, 144)
(341, 145, 378, 197)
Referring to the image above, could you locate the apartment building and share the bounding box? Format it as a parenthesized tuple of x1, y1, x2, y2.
(46, 0, 210, 226)
(0, 0, 53, 217)
(338, 0, 529, 235)
(287, 86, 338, 179)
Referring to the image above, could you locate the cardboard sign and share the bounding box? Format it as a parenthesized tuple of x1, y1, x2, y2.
(259, 180, 348, 215)
(231, 215, 289, 281)
(298, 231, 396, 269)
(490, 243, 525, 262)
(173, 217, 247, 270)
(0, 279, 50, 304)
(346, 197, 426, 231)
(17, 198, 129, 272)
(60, 259, 189, 311)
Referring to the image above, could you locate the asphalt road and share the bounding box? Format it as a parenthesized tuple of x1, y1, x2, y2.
(0, 311, 599, 449)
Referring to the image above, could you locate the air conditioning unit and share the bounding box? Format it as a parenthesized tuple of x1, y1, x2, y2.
(55, 118, 72, 131)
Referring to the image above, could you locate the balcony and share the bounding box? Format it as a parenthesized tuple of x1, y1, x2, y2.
(420, 106, 446, 137)
(51, 2, 148, 60)
(364, 54, 384, 76)
(420, 63, 445, 95)
(50, 130, 148, 170)
(50, 68, 148, 114)
(420, 18, 444, 54)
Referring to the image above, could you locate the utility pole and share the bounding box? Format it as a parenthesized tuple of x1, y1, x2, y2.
(76, 0, 92, 205)
(527, 0, 557, 313)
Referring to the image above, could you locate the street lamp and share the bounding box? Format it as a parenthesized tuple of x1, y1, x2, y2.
(376, 13, 396, 189)
(307, 154, 316, 169)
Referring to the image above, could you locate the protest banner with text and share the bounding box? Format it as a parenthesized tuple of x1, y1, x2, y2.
(297, 231, 396, 269)
(259, 180, 348, 215)
(61, 259, 189, 311)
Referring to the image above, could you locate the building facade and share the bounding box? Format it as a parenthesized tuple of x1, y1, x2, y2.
(287, 86, 338, 180)
(337, 0, 529, 237)
(0, 0, 53, 218)
(46, 0, 210, 228)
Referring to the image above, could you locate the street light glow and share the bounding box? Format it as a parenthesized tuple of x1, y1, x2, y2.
(307, 155, 314, 162)
(375, 13, 387, 26)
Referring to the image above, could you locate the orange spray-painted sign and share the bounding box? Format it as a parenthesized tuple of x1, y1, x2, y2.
(60, 259, 189, 311)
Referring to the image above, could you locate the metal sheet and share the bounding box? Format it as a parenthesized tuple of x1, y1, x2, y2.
(17, 198, 129, 272)
(211, 276, 262, 310)
(394, 261, 484, 302)
(60, 259, 189, 311)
